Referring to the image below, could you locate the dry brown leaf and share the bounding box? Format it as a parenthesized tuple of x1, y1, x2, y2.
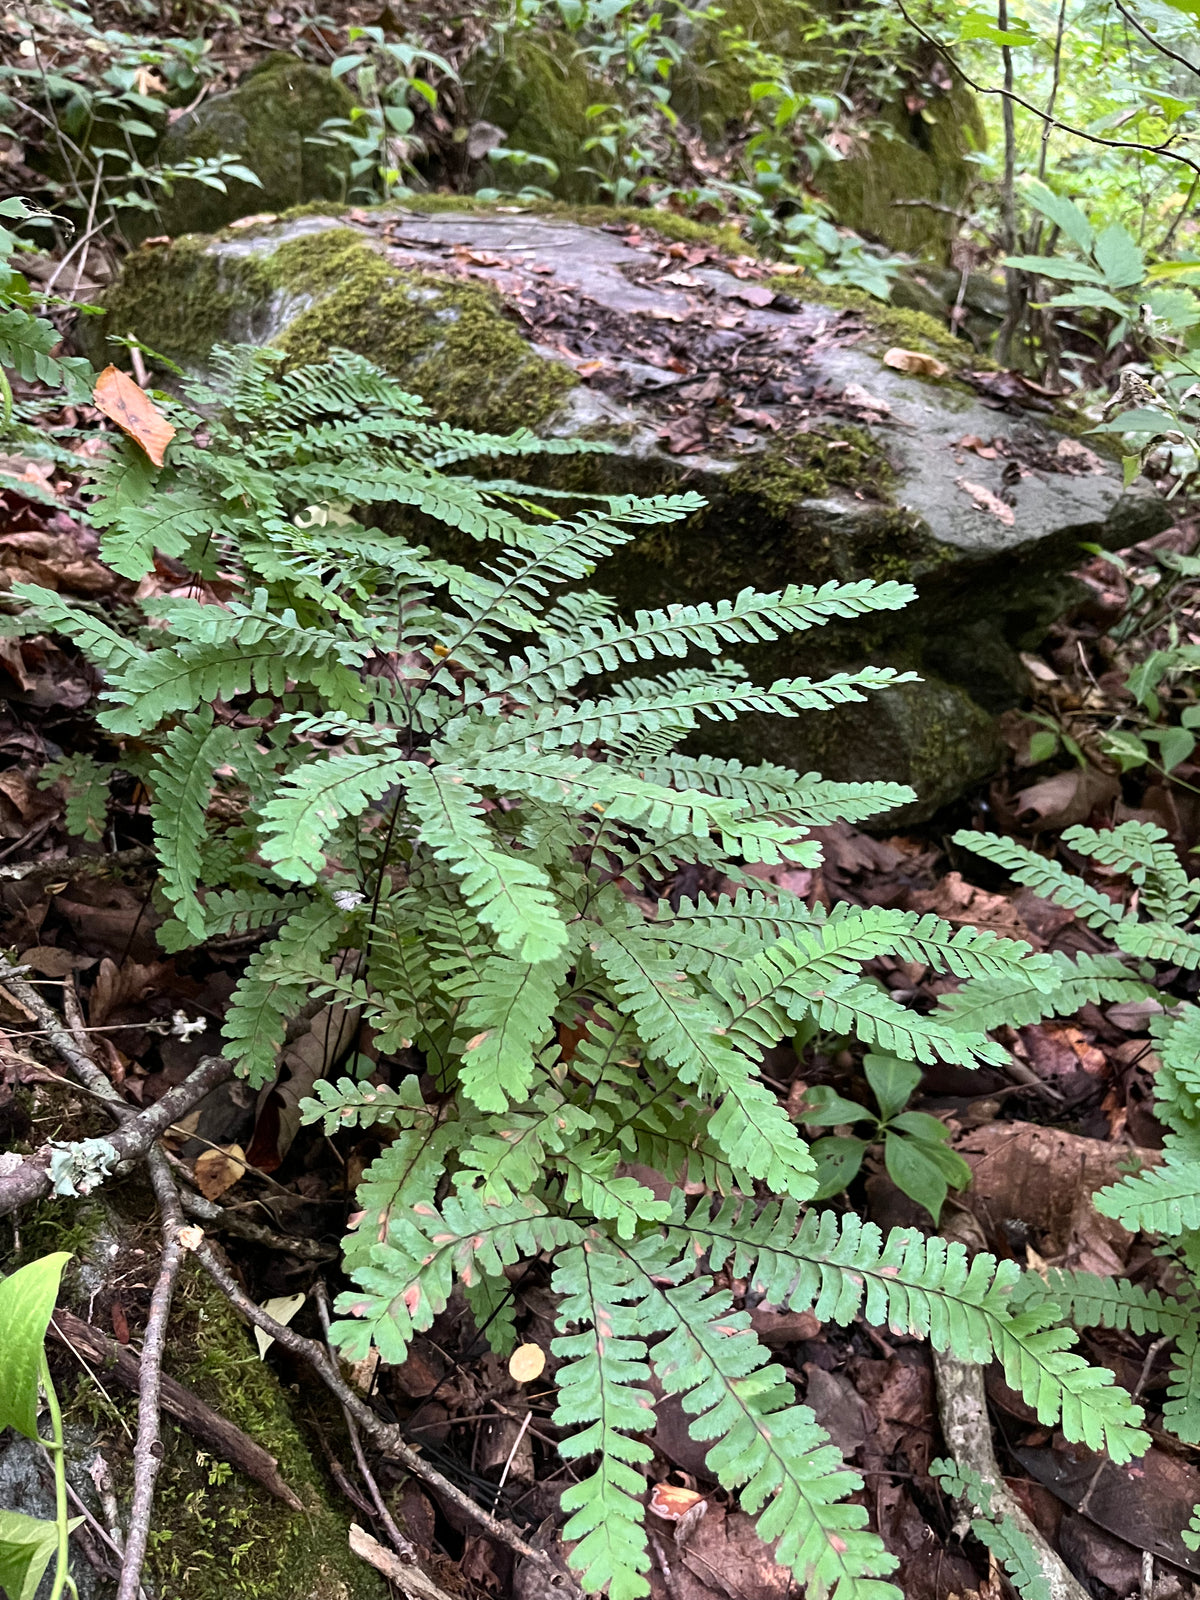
(18, 945, 82, 977)
(840, 382, 891, 415)
(92, 366, 176, 467)
(193, 1142, 247, 1200)
(508, 1342, 546, 1383)
(955, 477, 1015, 526)
(882, 346, 949, 379)
(650, 1482, 705, 1521)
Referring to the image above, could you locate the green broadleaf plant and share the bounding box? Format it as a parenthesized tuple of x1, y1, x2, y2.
(14, 343, 1152, 1600)
(0, 1253, 80, 1600)
(801, 1051, 973, 1221)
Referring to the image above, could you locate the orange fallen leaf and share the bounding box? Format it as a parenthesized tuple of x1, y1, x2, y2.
(193, 1142, 247, 1200)
(92, 365, 176, 467)
(508, 1342, 547, 1383)
(882, 346, 949, 379)
(650, 1482, 705, 1520)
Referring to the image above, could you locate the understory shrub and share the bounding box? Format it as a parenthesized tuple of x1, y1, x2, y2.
(14, 347, 1156, 1600)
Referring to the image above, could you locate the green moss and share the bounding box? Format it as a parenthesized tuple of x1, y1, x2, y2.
(264, 228, 576, 431)
(138, 1272, 385, 1600)
(154, 56, 355, 236)
(465, 32, 600, 202)
(85, 236, 273, 367)
(818, 85, 986, 260)
(726, 426, 896, 509)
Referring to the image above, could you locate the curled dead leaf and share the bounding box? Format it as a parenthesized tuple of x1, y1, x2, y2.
(92, 365, 176, 467)
(882, 346, 949, 379)
(508, 1342, 547, 1383)
(650, 1481, 705, 1520)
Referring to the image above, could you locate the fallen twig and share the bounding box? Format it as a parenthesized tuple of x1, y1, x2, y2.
(314, 1283, 421, 1564)
(190, 1237, 581, 1597)
(171, 1164, 340, 1262)
(116, 1148, 185, 1600)
(349, 1523, 460, 1600)
(49, 1308, 303, 1508)
(0, 845, 156, 887)
(933, 1211, 1089, 1600)
(0, 1052, 233, 1218)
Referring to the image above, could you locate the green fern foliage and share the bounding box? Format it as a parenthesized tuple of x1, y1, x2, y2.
(19, 341, 1158, 1599)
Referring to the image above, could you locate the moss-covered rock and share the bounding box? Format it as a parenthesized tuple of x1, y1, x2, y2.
(155, 56, 355, 236)
(91, 202, 1168, 819)
(817, 84, 986, 260)
(89, 222, 575, 433)
(464, 32, 601, 202)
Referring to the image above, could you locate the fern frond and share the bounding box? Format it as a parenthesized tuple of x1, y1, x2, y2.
(402, 765, 568, 962)
(552, 1237, 656, 1600)
(628, 1236, 900, 1600)
(1116, 920, 1200, 970)
(635, 756, 913, 823)
(1018, 1269, 1192, 1336)
(1164, 1329, 1200, 1444)
(149, 709, 242, 939)
(299, 1073, 429, 1135)
(938, 950, 1155, 1032)
(683, 1201, 1147, 1460)
(13, 583, 145, 672)
(952, 829, 1126, 932)
(1064, 821, 1200, 921)
(221, 898, 346, 1085)
(259, 749, 409, 885)
(594, 929, 817, 1198)
(453, 952, 569, 1111)
(931, 1459, 1050, 1600)
(489, 580, 915, 703)
(335, 1192, 582, 1364)
(1093, 1154, 1200, 1234)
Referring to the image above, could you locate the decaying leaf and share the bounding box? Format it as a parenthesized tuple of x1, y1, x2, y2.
(193, 1143, 247, 1201)
(253, 1292, 306, 1359)
(508, 1342, 546, 1383)
(882, 346, 949, 379)
(92, 366, 176, 467)
(650, 1482, 705, 1521)
(955, 477, 1016, 526)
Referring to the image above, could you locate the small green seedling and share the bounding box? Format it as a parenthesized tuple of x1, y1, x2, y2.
(799, 1053, 971, 1222)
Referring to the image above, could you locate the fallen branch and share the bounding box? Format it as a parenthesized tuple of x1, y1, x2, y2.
(0, 845, 156, 888)
(116, 1148, 185, 1600)
(0, 1053, 233, 1218)
(49, 1308, 303, 1509)
(189, 1237, 582, 1598)
(933, 1212, 1090, 1600)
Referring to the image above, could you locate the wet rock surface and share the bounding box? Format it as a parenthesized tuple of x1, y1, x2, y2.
(96, 205, 1170, 815)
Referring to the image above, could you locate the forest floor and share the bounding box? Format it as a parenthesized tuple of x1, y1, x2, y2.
(6, 9, 1200, 1600)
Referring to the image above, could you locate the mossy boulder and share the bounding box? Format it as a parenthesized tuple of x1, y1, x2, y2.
(91, 202, 1169, 819)
(463, 32, 601, 201)
(816, 84, 986, 260)
(155, 56, 355, 237)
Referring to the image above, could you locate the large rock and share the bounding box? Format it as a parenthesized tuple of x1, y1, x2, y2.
(91, 204, 1168, 818)
(154, 56, 354, 236)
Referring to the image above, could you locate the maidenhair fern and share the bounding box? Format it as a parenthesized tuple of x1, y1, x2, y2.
(18, 344, 1153, 1600)
(955, 820, 1200, 1487)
